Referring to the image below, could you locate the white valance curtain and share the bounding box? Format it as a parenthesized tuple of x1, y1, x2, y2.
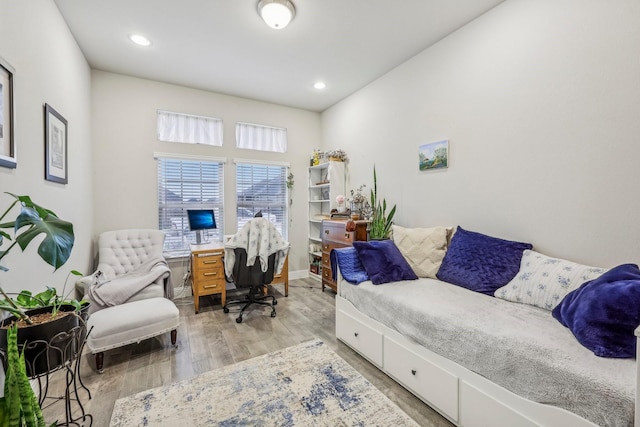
(235, 122, 287, 153)
(157, 110, 223, 146)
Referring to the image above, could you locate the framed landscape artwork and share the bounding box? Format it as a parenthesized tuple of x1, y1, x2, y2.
(44, 103, 68, 184)
(419, 140, 449, 171)
(0, 56, 15, 169)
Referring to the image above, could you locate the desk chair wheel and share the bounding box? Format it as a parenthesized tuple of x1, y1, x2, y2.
(273, 300, 278, 306)
(223, 307, 230, 313)
(236, 315, 243, 323)
(271, 310, 276, 317)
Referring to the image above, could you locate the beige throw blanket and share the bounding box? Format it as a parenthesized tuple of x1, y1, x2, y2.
(88, 257, 173, 312)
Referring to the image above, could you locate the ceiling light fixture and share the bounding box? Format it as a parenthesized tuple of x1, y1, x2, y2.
(129, 34, 151, 47)
(314, 82, 326, 90)
(258, 0, 296, 29)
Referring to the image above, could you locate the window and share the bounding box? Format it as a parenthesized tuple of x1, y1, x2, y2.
(156, 155, 224, 255)
(235, 161, 288, 238)
(235, 122, 287, 153)
(157, 110, 223, 146)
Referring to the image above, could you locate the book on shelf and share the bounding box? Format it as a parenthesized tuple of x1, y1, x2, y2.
(330, 212, 351, 219)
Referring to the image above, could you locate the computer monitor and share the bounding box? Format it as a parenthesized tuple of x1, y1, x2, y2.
(187, 209, 216, 244)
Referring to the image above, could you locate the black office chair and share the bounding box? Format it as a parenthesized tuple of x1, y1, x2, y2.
(223, 247, 277, 323)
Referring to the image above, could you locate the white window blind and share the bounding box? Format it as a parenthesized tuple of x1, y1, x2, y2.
(157, 156, 224, 255)
(235, 122, 287, 153)
(157, 110, 223, 146)
(236, 162, 288, 238)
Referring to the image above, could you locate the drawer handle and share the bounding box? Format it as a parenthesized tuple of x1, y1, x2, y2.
(354, 332, 359, 337)
(203, 284, 218, 289)
(411, 369, 417, 376)
(203, 259, 218, 264)
(325, 230, 330, 234)
(203, 272, 218, 276)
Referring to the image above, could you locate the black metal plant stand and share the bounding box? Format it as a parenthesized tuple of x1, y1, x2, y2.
(1, 315, 93, 427)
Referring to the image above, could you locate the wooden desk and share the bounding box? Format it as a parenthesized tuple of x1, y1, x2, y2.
(268, 255, 289, 297)
(190, 243, 225, 314)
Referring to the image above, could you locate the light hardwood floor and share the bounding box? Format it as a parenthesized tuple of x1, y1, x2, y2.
(42, 278, 454, 426)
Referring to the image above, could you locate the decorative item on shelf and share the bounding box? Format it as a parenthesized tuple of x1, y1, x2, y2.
(330, 209, 351, 219)
(360, 200, 373, 221)
(369, 166, 396, 240)
(336, 195, 346, 213)
(348, 184, 367, 217)
(311, 149, 321, 166)
(327, 149, 347, 162)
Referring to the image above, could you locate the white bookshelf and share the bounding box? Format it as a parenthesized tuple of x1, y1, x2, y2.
(307, 161, 345, 280)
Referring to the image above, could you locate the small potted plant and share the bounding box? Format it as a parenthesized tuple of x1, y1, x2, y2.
(369, 166, 396, 240)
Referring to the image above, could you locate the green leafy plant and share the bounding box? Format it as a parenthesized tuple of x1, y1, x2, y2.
(369, 166, 396, 240)
(0, 270, 84, 321)
(0, 192, 75, 324)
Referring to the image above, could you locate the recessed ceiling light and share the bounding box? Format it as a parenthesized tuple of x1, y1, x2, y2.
(314, 82, 326, 90)
(129, 34, 151, 47)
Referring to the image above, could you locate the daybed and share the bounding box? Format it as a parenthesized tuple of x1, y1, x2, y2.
(333, 225, 639, 427)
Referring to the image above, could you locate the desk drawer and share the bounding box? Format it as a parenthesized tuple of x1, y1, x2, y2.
(196, 276, 225, 294)
(194, 253, 223, 269)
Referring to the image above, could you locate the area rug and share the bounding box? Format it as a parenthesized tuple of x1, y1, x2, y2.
(110, 339, 418, 426)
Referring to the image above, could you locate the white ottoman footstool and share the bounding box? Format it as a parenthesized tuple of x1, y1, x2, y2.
(86, 297, 179, 373)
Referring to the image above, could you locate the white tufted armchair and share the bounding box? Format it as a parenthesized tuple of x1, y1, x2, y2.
(76, 229, 173, 312)
(76, 229, 179, 373)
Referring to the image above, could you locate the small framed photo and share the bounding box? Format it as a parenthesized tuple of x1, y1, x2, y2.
(44, 103, 68, 184)
(419, 140, 449, 171)
(0, 56, 16, 169)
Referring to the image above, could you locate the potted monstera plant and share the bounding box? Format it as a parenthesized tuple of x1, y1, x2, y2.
(0, 192, 80, 378)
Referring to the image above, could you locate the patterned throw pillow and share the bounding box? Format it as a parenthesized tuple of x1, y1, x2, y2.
(391, 225, 452, 279)
(436, 227, 533, 295)
(494, 250, 607, 310)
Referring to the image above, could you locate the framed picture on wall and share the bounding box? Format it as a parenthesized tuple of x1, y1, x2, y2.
(44, 103, 68, 184)
(419, 140, 449, 171)
(0, 56, 16, 169)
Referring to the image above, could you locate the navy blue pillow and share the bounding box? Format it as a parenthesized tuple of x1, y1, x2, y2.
(552, 263, 640, 358)
(436, 227, 532, 295)
(352, 240, 418, 285)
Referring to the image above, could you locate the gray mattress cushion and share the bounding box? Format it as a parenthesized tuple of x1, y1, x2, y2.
(340, 278, 634, 427)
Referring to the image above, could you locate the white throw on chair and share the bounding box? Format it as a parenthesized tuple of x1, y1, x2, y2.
(76, 229, 179, 373)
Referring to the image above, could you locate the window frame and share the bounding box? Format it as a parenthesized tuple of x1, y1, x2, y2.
(155, 153, 226, 256)
(234, 158, 289, 239)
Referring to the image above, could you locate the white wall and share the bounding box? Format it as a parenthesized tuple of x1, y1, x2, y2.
(322, 0, 640, 267)
(90, 71, 320, 273)
(0, 0, 93, 295)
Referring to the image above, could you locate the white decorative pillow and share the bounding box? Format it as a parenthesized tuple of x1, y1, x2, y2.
(391, 225, 451, 279)
(494, 250, 607, 310)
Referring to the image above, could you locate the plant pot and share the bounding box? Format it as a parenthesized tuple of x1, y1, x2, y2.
(0, 305, 81, 377)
